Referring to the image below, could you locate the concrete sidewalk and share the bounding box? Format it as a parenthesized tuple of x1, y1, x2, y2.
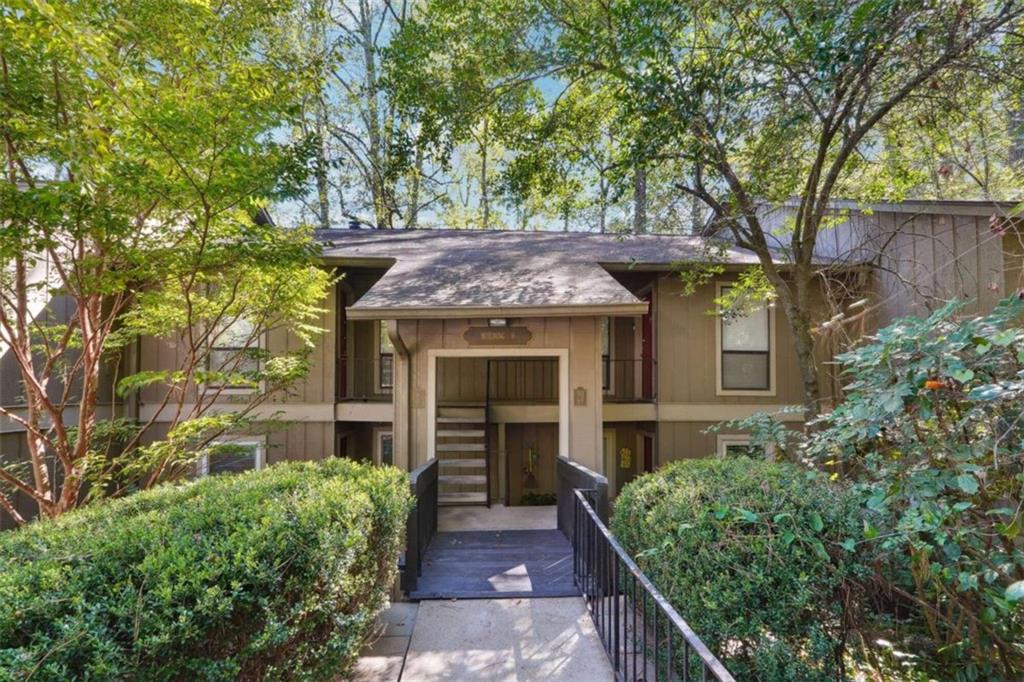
(350, 598, 613, 681)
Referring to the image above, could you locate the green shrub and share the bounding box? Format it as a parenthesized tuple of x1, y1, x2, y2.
(803, 297, 1024, 678)
(612, 457, 863, 681)
(0, 459, 412, 681)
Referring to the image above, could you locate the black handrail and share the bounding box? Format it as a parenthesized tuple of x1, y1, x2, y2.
(402, 458, 438, 593)
(572, 488, 735, 682)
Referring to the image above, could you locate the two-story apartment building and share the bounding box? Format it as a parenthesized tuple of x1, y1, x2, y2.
(2, 199, 1020, 519)
(131, 199, 1020, 508)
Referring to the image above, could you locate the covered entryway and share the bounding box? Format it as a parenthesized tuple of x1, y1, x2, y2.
(429, 349, 569, 507)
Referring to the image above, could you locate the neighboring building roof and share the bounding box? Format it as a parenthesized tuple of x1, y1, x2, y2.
(317, 228, 766, 319)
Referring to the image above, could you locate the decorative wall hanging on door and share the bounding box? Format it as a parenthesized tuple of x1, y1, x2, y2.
(522, 445, 539, 489)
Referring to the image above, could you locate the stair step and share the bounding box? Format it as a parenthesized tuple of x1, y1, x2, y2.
(439, 492, 488, 506)
(436, 443, 486, 452)
(437, 416, 485, 424)
(439, 474, 487, 485)
(437, 429, 485, 438)
(438, 458, 486, 468)
(438, 406, 485, 415)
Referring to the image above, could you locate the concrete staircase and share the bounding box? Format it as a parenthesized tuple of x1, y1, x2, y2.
(436, 406, 488, 506)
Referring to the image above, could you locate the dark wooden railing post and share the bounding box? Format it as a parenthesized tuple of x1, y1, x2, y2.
(556, 456, 608, 542)
(402, 458, 438, 594)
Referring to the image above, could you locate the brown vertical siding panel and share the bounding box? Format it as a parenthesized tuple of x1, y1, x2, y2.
(1005, 231, 1024, 295)
(978, 215, 1005, 312)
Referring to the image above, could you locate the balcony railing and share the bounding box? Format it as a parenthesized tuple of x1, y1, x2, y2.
(335, 357, 393, 401)
(572, 488, 734, 682)
(602, 358, 656, 402)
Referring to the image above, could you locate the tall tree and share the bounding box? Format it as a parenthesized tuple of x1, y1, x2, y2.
(0, 0, 330, 524)
(286, 0, 450, 229)
(390, 0, 1024, 416)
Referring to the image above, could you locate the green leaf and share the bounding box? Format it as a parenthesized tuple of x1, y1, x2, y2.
(1005, 581, 1024, 602)
(840, 538, 856, 552)
(809, 512, 824, 532)
(956, 474, 979, 495)
(737, 508, 758, 523)
(950, 368, 974, 383)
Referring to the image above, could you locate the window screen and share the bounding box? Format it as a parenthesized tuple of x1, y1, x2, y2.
(207, 442, 259, 475)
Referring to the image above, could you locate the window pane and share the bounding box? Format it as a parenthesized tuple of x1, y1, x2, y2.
(380, 434, 394, 466)
(725, 443, 764, 458)
(600, 318, 610, 356)
(722, 351, 769, 390)
(722, 307, 769, 351)
(379, 354, 393, 389)
(218, 318, 255, 348)
(208, 444, 257, 475)
(379, 323, 394, 353)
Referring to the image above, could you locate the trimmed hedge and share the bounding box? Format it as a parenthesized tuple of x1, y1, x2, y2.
(0, 459, 412, 680)
(612, 458, 864, 681)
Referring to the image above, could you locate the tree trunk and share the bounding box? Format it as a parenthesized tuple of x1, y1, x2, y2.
(480, 118, 489, 229)
(633, 162, 647, 234)
(405, 144, 423, 228)
(359, 0, 387, 228)
(771, 257, 822, 421)
(598, 172, 608, 233)
(314, 101, 331, 230)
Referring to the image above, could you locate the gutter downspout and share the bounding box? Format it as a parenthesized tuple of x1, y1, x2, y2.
(385, 320, 411, 471)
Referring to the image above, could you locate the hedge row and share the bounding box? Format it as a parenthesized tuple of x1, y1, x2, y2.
(612, 458, 864, 681)
(0, 459, 412, 680)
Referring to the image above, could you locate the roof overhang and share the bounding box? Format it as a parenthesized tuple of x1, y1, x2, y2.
(346, 301, 650, 321)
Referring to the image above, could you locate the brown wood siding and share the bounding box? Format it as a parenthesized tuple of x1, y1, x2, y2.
(436, 357, 559, 404)
(0, 432, 39, 530)
(602, 422, 651, 497)
(657, 421, 748, 463)
(654, 275, 812, 405)
(870, 211, 1006, 323)
(1005, 229, 1024, 296)
(139, 280, 335, 405)
(266, 422, 334, 463)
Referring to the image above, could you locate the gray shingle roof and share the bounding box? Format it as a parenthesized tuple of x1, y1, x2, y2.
(317, 228, 766, 319)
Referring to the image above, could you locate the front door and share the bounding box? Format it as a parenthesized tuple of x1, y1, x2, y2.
(602, 428, 617, 494)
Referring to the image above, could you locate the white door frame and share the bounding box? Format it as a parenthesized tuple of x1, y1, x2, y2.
(427, 348, 570, 461)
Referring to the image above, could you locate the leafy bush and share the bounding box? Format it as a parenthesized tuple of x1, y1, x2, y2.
(803, 298, 1024, 678)
(612, 458, 864, 681)
(0, 459, 412, 680)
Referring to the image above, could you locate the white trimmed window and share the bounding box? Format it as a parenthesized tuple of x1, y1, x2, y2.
(716, 434, 766, 459)
(199, 439, 265, 476)
(208, 317, 261, 391)
(376, 322, 394, 392)
(374, 429, 394, 466)
(716, 284, 774, 394)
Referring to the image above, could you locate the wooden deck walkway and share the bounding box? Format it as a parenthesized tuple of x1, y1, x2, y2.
(408, 529, 578, 600)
